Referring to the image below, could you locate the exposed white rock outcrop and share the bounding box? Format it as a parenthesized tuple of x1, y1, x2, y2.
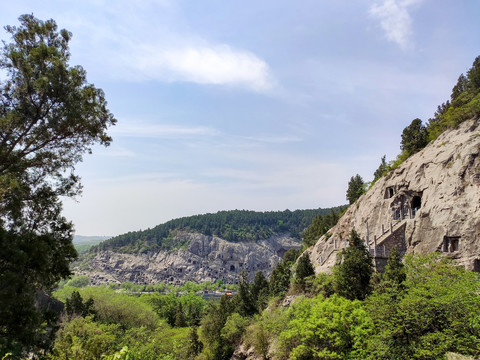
(311, 118, 480, 273)
(75, 232, 300, 285)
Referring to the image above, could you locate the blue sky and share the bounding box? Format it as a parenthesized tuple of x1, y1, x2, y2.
(1, 1, 479, 236)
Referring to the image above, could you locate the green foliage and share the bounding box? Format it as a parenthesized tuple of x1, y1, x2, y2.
(0, 14, 115, 355)
(366, 253, 480, 359)
(63, 275, 91, 289)
(302, 207, 346, 247)
(50, 287, 191, 359)
(49, 254, 480, 360)
(294, 253, 315, 290)
(149, 292, 206, 327)
(373, 155, 389, 182)
(51, 316, 118, 360)
(381, 246, 406, 288)
(244, 322, 270, 360)
(283, 248, 299, 266)
(236, 271, 257, 317)
(92, 207, 343, 254)
(198, 296, 235, 359)
(73, 236, 111, 254)
(427, 55, 480, 141)
(275, 294, 372, 360)
(269, 260, 293, 298)
(65, 291, 95, 318)
(309, 272, 336, 298)
(333, 230, 373, 300)
(174, 302, 187, 328)
(221, 313, 250, 346)
(51, 316, 189, 360)
(251, 271, 270, 312)
(101, 346, 136, 360)
(55, 286, 159, 330)
(400, 118, 428, 157)
(388, 150, 410, 171)
(186, 327, 203, 358)
(346, 174, 365, 205)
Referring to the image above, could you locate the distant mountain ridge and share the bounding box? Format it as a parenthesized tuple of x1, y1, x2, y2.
(90, 207, 345, 255)
(73, 235, 111, 253)
(74, 207, 345, 285)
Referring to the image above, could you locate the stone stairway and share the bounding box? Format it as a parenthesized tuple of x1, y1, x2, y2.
(367, 219, 407, 259)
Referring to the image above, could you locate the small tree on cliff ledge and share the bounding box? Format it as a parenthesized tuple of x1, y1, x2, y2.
(295, 252, 315, 290)
(346, 174, 365, 204)
(334, 229, 373, 300)
(0, 15, 115, 355)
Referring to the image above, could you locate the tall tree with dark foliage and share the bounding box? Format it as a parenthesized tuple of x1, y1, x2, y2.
(0, 15, 115, 356)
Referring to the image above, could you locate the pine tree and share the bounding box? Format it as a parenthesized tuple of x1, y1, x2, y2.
(174, 302, 187, 327)
(186, 326, 203, 357)
(346, 174, 365, 204)
(334, 229, 373, 300)
(65, 291, 85, 317)
(251, 271, 269, 311)
(400, 118, 428, 157)
(237, 271, 256, 317)
(295, 253, 315, 290)
(373, 155, 389, 181)
(0, 15, 115, 353)
(269, 261, 291, 297)
(382, 246, 406, 288)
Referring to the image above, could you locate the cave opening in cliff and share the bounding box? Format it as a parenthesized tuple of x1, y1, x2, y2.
(443, 236, 460, 252)
(385, 187, 395, 199)
(230, 264, 235, 272)
(474, 259, 480, 272)
(411, 195, 422, 215)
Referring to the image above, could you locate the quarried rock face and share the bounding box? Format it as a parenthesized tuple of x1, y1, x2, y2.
(311, 118, 480, 273)
(75, 232, 300, 285)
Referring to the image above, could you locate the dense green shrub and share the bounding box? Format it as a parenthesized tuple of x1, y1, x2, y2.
(55, 286, 159, 330)
(365, 253, 480, 359)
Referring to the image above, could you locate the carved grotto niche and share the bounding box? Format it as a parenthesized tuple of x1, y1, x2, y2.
(443, 236, 460, 252)
(385, 186, 395, 199)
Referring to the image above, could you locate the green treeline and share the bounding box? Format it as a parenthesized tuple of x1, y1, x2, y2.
(428, 56, 480, 141)
(93, 207, 346, 254)
(302, 207, 346, 246)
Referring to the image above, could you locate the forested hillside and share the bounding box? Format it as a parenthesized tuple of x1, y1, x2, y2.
(92, 207, 346, 254)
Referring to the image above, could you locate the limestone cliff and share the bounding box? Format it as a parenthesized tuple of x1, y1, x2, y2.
(74, 232, 300, 285)
(310, 118, 480, 272)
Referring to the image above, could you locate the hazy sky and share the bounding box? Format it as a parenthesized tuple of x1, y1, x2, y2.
(1, 1, 479, 236)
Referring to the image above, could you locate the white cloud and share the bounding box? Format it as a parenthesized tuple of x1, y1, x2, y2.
(131, 44, 273, 92)
(59, 3, 274, 93)
(369, 0, 425, 50)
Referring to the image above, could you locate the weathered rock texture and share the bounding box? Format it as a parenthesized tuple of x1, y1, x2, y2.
(75, 232, 300, 285)
(311, 118, 480, 273)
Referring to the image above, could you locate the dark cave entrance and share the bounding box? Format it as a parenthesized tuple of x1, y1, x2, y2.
(411, 195, 422, 216)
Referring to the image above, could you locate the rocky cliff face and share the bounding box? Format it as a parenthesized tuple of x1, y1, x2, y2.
(310, 118, 480, 273)
(74, 232, 300, 285)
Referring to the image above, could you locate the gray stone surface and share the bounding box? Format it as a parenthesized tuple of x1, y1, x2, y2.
(74, 232, 300, 285)
(310, 118, 480, 273)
